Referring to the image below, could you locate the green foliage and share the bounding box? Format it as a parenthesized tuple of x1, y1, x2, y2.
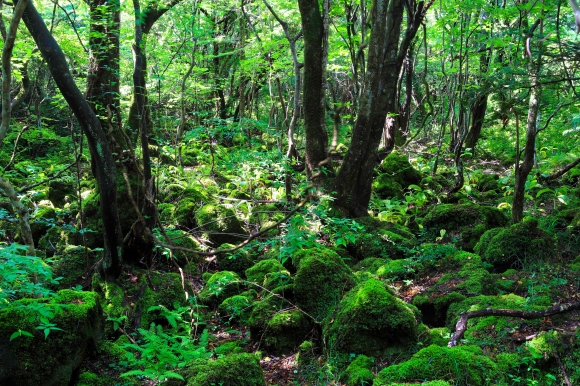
(121, 324, 210, 383)
(182, 353, 265, 385)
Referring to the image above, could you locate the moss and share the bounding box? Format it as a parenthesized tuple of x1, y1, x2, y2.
(184, 353, 265, 385)
(263, 309, 313, 354)
(341, 355, 374, 386)
(0, 290, 103, 386)
(214, 340, 245, 356)
(427, 327, 451, 346)
(378, 151, 423, 189)
(216, 244, 254, 275)
(172, 188, 209, 229)
(218, 290, 257, 323)
(374, 345, 499, 385)
(296, 340, 317, 370)
(475, 219, 557, 269)
(247, 293, 287, 336)
(324, 278, 418, 356)
(376, 258, 421, 280)
(49, 245, 95, 289)
(422, 204, 508, 251)
(372, 175, 404, 199)
(30, 205, 56, 245)
(245, 258, 285, 284)
(352, 257, 387, 274)
(198, 271, 242, 307)
(140, 272, 188, 328)
(413, 292, 466, 327)
(474, 173, 499, 192)
(294, 247, 356, 321)
(47, 180, 75, 208)
(195, 204, 246, 246)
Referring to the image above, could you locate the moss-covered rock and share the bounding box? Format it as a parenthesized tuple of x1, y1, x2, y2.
(263, 309, 313, 354)
(445, 294, 540, 346)
(378, 152, 423, 189)
(474, 218, 557, 269)
(245, 258, 285, 284)
(422, 203, 508, 250)
(49, 245, 96, 289)
(376, 258, 422, 280)
(198, 271, 242, 307)
(347, 217, 417, 260)
(433, 252, 496, 296)
(413, 292, 466, 327)
(293, 247, 356, 321)
(30, 205, 56, 246)
(183, 353, 265, 385)
(324, 278, 418, 356)
(216, 244, 254, 275)
(0, 290, 103, 386)
(47, 180, 75, 208)
(373, 345, 499, 385)
(173, 187, 209, 229)
(195, 204, 247, 246)
(473, 173, 499, 192)
(341, 355, 374, 386)
(372, 175, 404, 199)
(352, 257, 387, 274)
(218, 290, 257, 323)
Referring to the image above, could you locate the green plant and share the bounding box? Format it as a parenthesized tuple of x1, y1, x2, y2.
(0, 242, 66, 339)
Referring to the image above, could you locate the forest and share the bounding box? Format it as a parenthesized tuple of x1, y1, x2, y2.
(2, 0, 580, 384)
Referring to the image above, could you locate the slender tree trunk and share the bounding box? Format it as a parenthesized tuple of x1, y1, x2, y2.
(21, 0, 122, 278)
(298, 0, 329, 181)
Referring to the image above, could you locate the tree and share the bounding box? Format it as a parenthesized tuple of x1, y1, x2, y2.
(328, 0, 429, 217)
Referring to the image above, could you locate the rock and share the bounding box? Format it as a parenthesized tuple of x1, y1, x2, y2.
(182, 353, 265, 385)
(0, 290, 103, 386)
(324, 278, 418, 356)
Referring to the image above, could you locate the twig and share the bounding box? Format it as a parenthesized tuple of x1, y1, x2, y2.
(17, 154, 82, 193)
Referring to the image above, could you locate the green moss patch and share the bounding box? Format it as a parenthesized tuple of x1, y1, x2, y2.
(324, 278, 418, 356)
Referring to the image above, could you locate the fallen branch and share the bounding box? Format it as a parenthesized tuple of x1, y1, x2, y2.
(448, 300, 580, 347)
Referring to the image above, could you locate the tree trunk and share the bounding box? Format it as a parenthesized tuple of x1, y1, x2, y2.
(21, 0, 122, 279)
(331, 0, 428, 217)
(298, 0, 329, 181)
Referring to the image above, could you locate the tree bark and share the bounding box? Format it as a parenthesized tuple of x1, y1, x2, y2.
(298, 0, 329, 181)
(331, 0, 428, 217)
(21, 0, 122, 279)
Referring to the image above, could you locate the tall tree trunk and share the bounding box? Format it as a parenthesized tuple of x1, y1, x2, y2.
(331, 0, 428, 217)
(21, 0, 122, 279)
(298, 0, 329, 181)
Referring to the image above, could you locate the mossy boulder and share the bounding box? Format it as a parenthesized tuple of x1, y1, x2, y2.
(347, 217, 417, 260)
(47, 180, 75, 208)
(434, 252, 496, 296)
(445, 294, 534, 344)
(324, 278, 418, 356)
(199, 271, 242, 307)
(294, 247, 356, 321)
(378, 152, 423, 189)
(183, 353, 265, 385)
(341, 355, 374, 386)
(49, 245, 96, 289)
(218, 290, 257, 323)
(474, 218, 557, 269)
(263, 309, 313, 354)
(245, 258, 285, 284)
(216, 244, 254, 275)
(373, 345, 499, 385)
(0, 290, 103, 386)
(30, 205, 56, 246)
(376, 258, 422, 280)
(422, 204, 509, 250)
(372, 174, 404, 199)
(195, 204, 246, 246)
(93, 271, 187, 334)
(473, 173, 499, 192)
(352, 257, 387, 274)
(173, 187, 209, 229)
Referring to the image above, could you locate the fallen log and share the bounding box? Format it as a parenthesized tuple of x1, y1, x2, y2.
(448, 300, 580, 347)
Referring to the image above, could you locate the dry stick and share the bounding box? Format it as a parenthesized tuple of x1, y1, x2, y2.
(448, 300, 580, 347)
(4, 125, 29, 171)
(553, 350, 573, 386)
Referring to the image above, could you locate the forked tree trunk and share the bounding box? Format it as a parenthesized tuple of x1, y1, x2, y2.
(21, 0, 123, 279)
